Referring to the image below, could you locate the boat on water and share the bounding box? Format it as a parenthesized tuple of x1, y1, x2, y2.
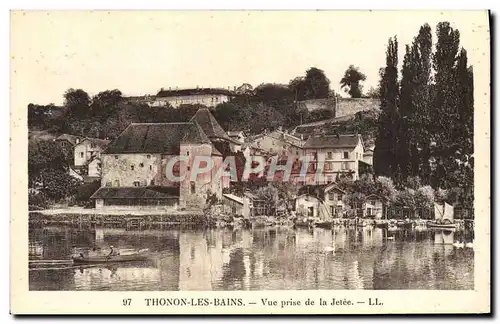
(72, 249, 150, 265)
(315, 221, 333, 229)
(427, 222, 457, 230)
(73, 253, 149, 265)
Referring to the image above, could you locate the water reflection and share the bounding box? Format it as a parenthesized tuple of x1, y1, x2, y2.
(29, 225, 474, 291)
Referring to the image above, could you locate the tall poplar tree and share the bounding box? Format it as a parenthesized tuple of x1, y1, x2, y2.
(374, 37, 400, 178)
(431, 22, 461, 189)
(398, 24, 433, 182)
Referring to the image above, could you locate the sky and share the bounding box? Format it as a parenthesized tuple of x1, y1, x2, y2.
(11, 10, 489, 107)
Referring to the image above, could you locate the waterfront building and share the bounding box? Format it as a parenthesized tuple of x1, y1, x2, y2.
(362, 194, 384, 219)
(303, 133, 367, 183)
(91, 109, 229, 210)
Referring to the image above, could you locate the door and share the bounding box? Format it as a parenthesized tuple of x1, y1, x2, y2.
(308, 207, 314, 217)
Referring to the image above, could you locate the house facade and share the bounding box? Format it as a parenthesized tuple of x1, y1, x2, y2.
(74, 138, 110, 169)
(303, 134, 365, 184)
(323, 184, 347, 218)
(295, 183, 347, 219)
(91, 120, 226, 210)
(294, 194, 331, 220)
(363, 194, 384, 219)
(247, 129, 304, 158)
(363, 146, 374, 165)
(150, 88, 232, 108)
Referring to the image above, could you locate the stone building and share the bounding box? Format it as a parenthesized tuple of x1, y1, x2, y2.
(150, 88, 233, 108)
(91, 120, 226, 210)
(302, 134, 366, 183)
(246, 129, 305, 157)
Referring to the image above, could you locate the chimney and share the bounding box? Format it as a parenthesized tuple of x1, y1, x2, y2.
(169, 87, 171, 90)
(234, 86, 237, 91)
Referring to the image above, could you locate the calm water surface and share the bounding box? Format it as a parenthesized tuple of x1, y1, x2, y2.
(29, 225, 474, 291)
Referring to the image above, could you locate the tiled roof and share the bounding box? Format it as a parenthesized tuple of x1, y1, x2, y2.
(156, 88, 232, 97)
(190, 108, 240, 144)
(304, 134, 360, 149)
(55, 134, 84, 146)
(90, 186, 180, 199)
(103, 122, 212, 154)
(79, 137, 110, 148)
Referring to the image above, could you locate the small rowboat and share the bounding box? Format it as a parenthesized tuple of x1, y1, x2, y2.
(427, 222, 457, 230)
(72, 251, 149, 265)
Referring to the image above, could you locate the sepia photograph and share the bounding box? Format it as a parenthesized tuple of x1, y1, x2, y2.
(10, 9, 490, 314)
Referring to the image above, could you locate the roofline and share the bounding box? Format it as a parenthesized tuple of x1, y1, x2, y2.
(324, 183, 346, 194)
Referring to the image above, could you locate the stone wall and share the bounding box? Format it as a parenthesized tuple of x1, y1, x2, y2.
(335, 98, 380, 118)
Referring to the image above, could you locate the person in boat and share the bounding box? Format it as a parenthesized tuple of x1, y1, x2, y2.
(107, 245, 116, 257)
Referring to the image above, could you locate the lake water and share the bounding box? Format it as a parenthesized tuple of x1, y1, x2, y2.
(29, 225, 474, 291)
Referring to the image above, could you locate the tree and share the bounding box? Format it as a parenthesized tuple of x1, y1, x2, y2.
(64, 88, 91, 119)
(373, 37, 400, 178)
(90, 89, 123, 120)
(398, 24, 433, 182)
(365, 86, 381, 98)
(28, 140, 71, 187)
(304, 67, 330, 99)
(289, 67, 331, 101)
(431, 22, 462, 189)
(340, 65, 367, 98)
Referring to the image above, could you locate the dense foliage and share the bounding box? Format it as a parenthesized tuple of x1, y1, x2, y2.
(340, 65, 367, 98)
(373, 22, 474, 207)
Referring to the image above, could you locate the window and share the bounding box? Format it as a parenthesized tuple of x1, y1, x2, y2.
(131, 165, 135, 171)
(341, 162, 349, 170)
(80, 152, 84, 158)
(105, 181, 112, 187)
(187, 166, 190, 171)
(343, 152, 349, 159)
(146, 155, 151, 159)
(114, 155, 119, 159)
(90, 143, 96, 148)
(186, 151, 189, 156)
(114, 179, 120, 187)
(139, 163, 144, 168)
(133, 181, 140, 187)
(338, 194, 343, 202)
(327, 152, 333, 159)
(190, 181, 196, 194)
(149, 165, 152, 171)
(325, 162, 331, 171)
(370, 200, 376, 206)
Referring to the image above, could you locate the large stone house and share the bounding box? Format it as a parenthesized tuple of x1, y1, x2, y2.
(91, 119, 227, 210)
(302, 134, 366, 184)
(150, 88, 233, 108)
